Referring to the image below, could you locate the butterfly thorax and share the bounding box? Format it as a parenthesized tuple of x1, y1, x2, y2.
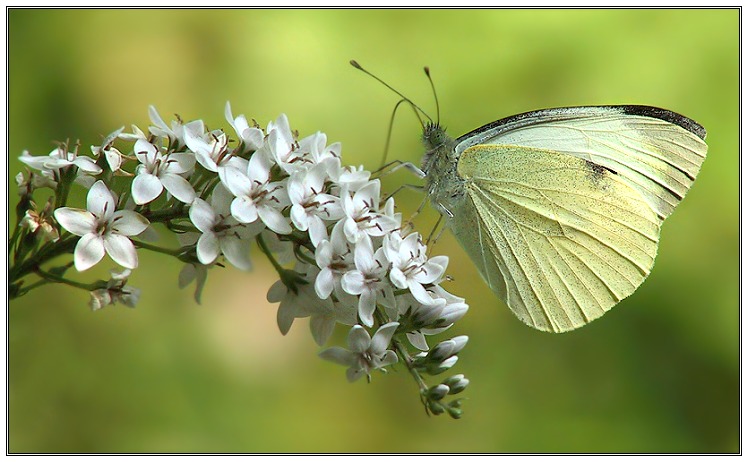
(421, 123, 466, 218)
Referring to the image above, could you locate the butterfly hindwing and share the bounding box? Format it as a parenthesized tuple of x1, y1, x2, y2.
(451, 144, 662, 332)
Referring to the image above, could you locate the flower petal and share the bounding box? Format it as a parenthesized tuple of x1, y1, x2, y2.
(160, 173, 196, 204)
(162, 153, 195, 174)
(103, 233, 138, 269)
(111, 210, 150, 236)
(72, 156, 103, 174)
(220, 236, 252, 271)
(314, 268, 335, 299)
(196, 232, 220, 265)
(341, 271, 365, 296)
(308, 216, 328, 247)
(221, 166, 252, 197)
(189, 198, 216, 233)
(257, 206, 291, 235)
(133, 139, 158, 166)
(74, 233, 106, 271)
(210, 183, 234, 215)
(310, 314, 335, 346)
(230, 197, 259, 224)
(87, 180, 116, 219)
(347, 325, 371, 352)
(131, 172, 163, 205)
(408, 280, 435, 305)
(357, 290, 377, 327)
(346, 367, 366, 383)
(290, 204, 308, 231)
(406, 332, 429, 351)
(353, 237, 375, 272)
(370, 322, 399, 354)
(318, 346, 357, 367)
(53, 208, 96, 236)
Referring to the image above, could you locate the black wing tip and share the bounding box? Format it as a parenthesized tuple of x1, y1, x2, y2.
(455, 104, 708, 147)
(618, 105, 707, 140)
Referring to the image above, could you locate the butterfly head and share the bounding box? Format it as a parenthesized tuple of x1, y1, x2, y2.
(422, 122, 449, 151)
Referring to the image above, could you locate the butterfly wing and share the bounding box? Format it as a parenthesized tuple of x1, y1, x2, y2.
(454, 106, 707, 220)
(450, 144, 664, 332)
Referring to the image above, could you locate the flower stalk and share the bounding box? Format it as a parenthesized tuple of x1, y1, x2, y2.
(9, 102, 470, 418)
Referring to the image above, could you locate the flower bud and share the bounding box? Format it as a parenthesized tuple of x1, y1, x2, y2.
(429, 339, 456, 363)
(427, 355, 458, 375)
(443, 374, 469, 394)
(446, 400, 463, 419)
(427, 384, 450, 401)
(439, 304, 468, 325)
(89, 289, 113, 311)
(427, 400, 445, 416)
(450, 335, 469, 354)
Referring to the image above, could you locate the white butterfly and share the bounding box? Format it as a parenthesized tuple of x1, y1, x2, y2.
(422, 106, 707, 332)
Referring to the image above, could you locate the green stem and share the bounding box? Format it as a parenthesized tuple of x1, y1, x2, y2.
(9, 235, 78, 283)
(374, 309, 428, 392)
(257, 233, 285, 276)
(132, 239, 183, 257)
(141, 204, 188, 223)
(35, 267, 97, 291)
(15, 278, 52, 296)
(9, 221, 22, 258)
(294, 245, 317, 266)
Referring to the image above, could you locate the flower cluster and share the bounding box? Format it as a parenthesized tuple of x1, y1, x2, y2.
(10, 103, 470, 418)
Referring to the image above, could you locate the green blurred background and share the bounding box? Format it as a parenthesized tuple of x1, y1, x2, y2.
(8, 9, 738, 453)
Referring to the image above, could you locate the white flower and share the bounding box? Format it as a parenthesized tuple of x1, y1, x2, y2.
(319, 322, 400, 382)
(341, 180, 399, 243)
(178, 263, 209, 304)
(341, 237, 394, 327)
(16, 169, 57, 193)
(53, 180, 149, 271)
(176, 232, 210, 304)
(90, 127, 125, 172)
(221, 152, 292, 235)
(264, 115, 308, 174)
(117, 124, 148, 143)
(20, 146, 102, 176)
(298, 131, 340, 165)
(225, 101, 263, 153)
(430, 336, 469, 363)
(384, 232, 448, 305)
(188, 184, 260, 271)
(20, 199, 59, 243)
(326, 160, 371, 192)
(183, 122, 246, 176)
(395, 286, 468, 351)
(131, 139, 196, 204)
(423, 285, 470, 329)
(269, 269, 357, 346)
(288, 163, 343, 246)
(314, 220, 353, 300)
(148, 105, 198, 149)
(89, 268, 140, 310)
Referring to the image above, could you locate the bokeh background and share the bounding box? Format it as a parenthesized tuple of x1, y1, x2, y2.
(8, 9, 738, 453)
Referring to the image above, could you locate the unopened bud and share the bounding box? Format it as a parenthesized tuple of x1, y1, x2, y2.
(427, 384, 450, 401)
(443, 374, 469, 394)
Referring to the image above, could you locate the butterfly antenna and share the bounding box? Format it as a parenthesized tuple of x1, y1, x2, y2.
(423, 66, 440, 126)
(350, 60, 432, 128)
(378, 98, 410, 170)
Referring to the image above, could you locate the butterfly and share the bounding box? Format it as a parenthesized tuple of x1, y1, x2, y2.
(421, 105, 707, 332)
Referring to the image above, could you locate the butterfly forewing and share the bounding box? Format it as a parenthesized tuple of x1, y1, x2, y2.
(452, 144, 662, 332)
(454, 106, 708, 220)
